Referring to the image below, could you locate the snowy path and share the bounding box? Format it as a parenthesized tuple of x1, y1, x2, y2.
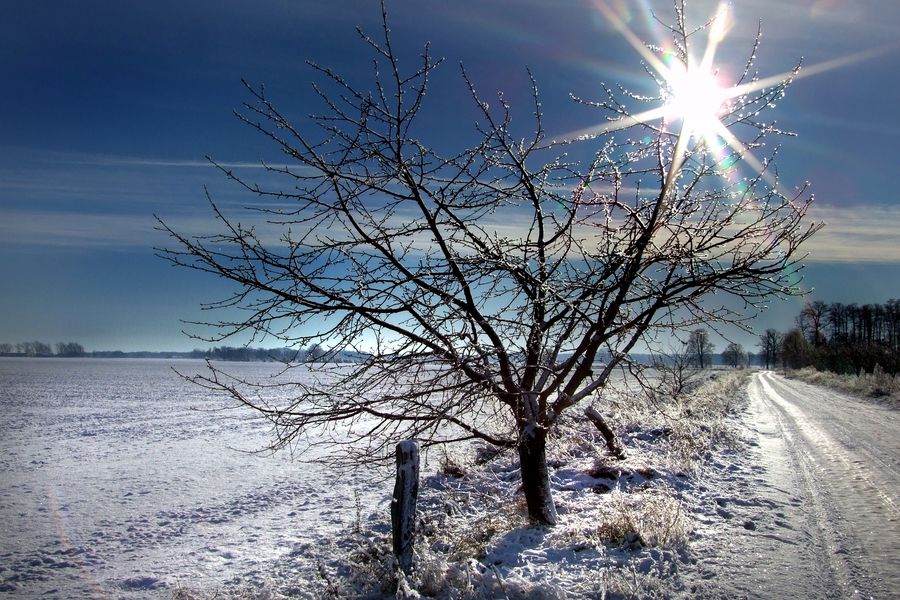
(744, 371, 900, 599)
(681, 371, 900, 599)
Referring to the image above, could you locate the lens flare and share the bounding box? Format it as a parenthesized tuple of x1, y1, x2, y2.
(657, 3, 734, 200)
(558, 1, 896, 201)
(662, 57, 727, 141)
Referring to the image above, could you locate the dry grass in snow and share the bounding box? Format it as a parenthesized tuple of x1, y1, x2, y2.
(786, 366, 900, 405)
(308, 369, 749, 599)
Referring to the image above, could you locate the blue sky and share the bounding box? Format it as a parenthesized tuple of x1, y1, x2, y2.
(2, 0, 899, 352)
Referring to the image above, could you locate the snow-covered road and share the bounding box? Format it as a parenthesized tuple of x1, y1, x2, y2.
(745, 371, 900, 599)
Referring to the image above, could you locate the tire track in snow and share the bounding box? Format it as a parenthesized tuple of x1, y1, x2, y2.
(749, 373, 857, 597)
(760, 372, 900, 515)
(752, 371, 900, 599)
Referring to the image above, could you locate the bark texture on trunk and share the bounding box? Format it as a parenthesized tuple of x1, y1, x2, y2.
(518, 430, 558, 526)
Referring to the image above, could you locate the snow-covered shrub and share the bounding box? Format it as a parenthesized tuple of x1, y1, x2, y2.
(604, 370, 745, 472)
(438, 449, 468, 479)
(870, 364, 897, 397)
(548, 411, 612, 464)
(171, 581, 285, 600)
(334, 537, 396, 597)
(662, 371, 746, 471)
(316, 368, 747, 599)
(599, 557, 681, 600)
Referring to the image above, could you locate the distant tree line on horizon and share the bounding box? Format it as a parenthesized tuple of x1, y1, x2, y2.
(760, 299, 900, 375)
(0, 341, 359, 363)
(0, 341, 86, 357)
(7, 302, 897, 375)
(184, 343, 337, 362)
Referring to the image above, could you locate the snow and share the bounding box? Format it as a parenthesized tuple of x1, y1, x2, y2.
(741, 371, 900, 598)
(4, 359, 897, 599)
(317, 369, 900, 598)
(0, 358, 390, 598)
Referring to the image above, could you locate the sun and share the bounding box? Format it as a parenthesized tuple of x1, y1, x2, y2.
(559, 2, 740, 198)
(560, 1, 887, 201)
(660, 1, 732, 148)
(661, 55, 728, 146)
(657, 46, 732, 200)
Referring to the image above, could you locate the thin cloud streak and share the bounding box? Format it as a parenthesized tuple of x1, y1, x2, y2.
(63, 155, 300, 170)
(5, 149, 304, 171)
(0, 210, 218, 249)
(803, 205, 900, 263)
(3, 204, 899, 265)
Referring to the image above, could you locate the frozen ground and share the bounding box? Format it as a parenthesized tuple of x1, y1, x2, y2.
(677, 371, 899, 599)
(0, 358, 391, 599)
(3, 360, 899, 599)
(317, 370, 900, 599)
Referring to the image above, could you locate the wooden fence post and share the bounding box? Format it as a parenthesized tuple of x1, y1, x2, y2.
(391, 440, 419, 576)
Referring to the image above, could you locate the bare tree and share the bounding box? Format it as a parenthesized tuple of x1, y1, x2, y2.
(758, 328, 784, 369)
(639, 344, 704, 417)
(797, 300, 828, 347)
(722, 341, 748, 368)
(302, 343, 327, 363)
(685, 329, 716, 369)
(56, 342, 86, 357)
(782, 328, 812, 369)
(158, 2, 819, 524)
(16, 341, 52, 357)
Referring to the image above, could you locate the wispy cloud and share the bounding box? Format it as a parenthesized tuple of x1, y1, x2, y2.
(0, 210, 244, 249)
(2, 200, 898, 265)
(0, 208, 319, 249)
(2, 148, 304, 171)
(63, 155, 300, 170)
(0, 209, 163, 248)
(803, 204, 900, 263)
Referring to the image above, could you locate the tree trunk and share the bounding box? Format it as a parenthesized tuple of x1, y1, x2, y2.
(518, 428, 558, 526)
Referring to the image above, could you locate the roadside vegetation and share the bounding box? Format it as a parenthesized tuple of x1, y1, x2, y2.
(309, 370, 748, 599)
(761, 300, 899, 376)
(168, 369, 748, 599)
(761, 299, 899, 406)
(786, 366, 899, 405)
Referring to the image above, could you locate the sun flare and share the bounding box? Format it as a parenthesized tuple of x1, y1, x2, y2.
(661, 56, 728, 145)
(562, 1, 888, 202)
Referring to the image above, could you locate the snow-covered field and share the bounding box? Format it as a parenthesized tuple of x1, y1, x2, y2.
(0, 358, 388, 598)
(5, 359, 897, 599)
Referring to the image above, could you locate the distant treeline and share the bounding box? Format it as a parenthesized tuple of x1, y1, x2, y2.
(762, 299, 900, 375)
(0, 341, 86, 357)
(184, 344, 335, 362)
(89, 348, 298, 360)
(0, 342, 365, 363)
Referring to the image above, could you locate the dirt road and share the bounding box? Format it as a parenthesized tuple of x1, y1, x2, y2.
(746, 371, 900, 599)
(685, 371, 899, 599)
